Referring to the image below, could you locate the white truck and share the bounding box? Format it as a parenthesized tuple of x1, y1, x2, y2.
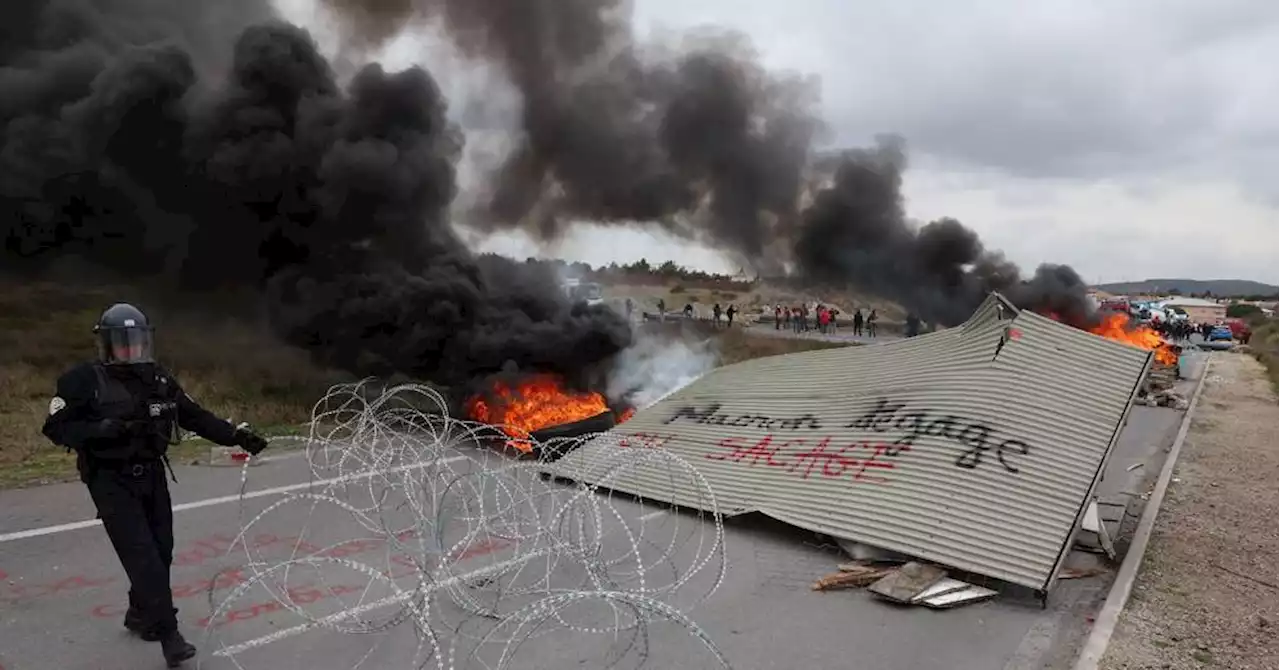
(560, 279, 604, 306)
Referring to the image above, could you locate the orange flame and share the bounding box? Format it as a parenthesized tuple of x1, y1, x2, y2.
(465, 374, 611, 452)
(1086, 313, 1178, 365)
(616, 407, 637, 424)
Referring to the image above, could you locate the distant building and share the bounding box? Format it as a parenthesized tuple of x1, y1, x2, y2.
(1162, 297, 1227, 322)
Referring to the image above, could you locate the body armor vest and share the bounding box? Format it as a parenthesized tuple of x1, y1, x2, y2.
(90, 365, 179, 461)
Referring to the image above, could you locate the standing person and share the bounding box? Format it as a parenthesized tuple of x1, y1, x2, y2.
(774, 304, 782, 330)
(41, 303, 270, 668)
(867, 309, 878, 338)
(713, 303, 723, 327)
(818, 306, 830, 333)
(656, 298, 666, 322)
(905, 313, 921, 338)
(624, 297, 633, 322)
(726, 304, 737, 328)
(853, 309, 864, 337)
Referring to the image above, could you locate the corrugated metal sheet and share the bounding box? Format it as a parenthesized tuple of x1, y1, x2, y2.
(545, 293, 1153, 592)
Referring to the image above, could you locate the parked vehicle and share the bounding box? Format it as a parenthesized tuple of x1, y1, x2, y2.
(1208, 325, 1234, 342)
(1224, 318, 1252, 342)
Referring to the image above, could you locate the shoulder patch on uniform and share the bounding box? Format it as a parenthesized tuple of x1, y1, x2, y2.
(49, 397, 66, 415)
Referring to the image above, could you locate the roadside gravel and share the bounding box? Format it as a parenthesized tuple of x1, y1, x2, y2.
(1101, 352, 1278, 670)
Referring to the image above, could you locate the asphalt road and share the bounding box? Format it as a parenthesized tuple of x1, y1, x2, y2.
(0, 354, 1205, 670)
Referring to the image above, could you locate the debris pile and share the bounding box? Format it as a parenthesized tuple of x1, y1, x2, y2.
(813, 560, 998, 610)
(1137, 359, 1188, 408)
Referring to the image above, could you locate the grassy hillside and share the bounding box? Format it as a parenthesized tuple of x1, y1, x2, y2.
(1094, 278, 1278, 298)
(0, 279, 849, 489)
(0, 279, 352, 487)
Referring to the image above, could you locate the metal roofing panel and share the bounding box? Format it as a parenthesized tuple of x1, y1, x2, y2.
(546, 293, 1153, 591)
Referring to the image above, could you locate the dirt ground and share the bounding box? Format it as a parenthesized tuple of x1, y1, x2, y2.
(1101, 352, 1279, 670)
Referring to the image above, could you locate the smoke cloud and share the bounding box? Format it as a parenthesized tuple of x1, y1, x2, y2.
(2, 0, 1097, 407)
(0, 1, 631, 394)
(606, 331, 717, 409)
(316, 0, 1094, 328)
(794, 138, 1095, 326)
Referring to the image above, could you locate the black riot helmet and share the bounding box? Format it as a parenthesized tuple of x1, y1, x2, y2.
(93, 303, 155, 365)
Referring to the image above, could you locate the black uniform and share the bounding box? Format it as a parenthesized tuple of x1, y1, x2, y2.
(41, 303, 267, 668)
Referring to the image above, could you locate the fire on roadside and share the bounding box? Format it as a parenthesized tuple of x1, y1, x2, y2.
(1087, 312, 1178, 365)
(1041, 311, 1178, 365)
(465, 374, 621, 453)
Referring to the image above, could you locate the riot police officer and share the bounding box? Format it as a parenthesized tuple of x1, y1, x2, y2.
(41, 303, 269, 667)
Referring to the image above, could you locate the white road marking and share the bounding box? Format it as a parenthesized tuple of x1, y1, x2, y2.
(213, 549, 549, 657)
(0, 456, 466, 544)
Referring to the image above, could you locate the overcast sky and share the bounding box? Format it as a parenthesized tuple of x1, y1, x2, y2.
(280, 0, 1279, 285)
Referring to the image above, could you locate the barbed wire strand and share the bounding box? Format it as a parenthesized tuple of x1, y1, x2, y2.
(195, 379, 731, 669)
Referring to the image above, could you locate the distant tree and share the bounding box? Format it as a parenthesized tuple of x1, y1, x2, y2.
(1167, 288, 1183, 296)
(1227, 303, 1264, 320)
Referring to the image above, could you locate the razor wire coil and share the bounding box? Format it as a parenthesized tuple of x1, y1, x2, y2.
(200, 379, 730, 670)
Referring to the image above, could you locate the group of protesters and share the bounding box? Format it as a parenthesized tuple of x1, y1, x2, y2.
(774, 304, 879, 336)
(1151, 318, 1249, 345)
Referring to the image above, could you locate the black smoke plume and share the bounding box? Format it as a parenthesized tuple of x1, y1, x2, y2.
(0, 1, 631, 396)
(318, 0, 1094, 328)
(795, 138, 1096, 327)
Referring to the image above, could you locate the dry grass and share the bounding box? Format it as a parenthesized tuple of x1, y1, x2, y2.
(712, 326, 851, 364)
(0, 279, 350, 488)
(635, 319, 852, 366)
(1245, 320, 1278, 390)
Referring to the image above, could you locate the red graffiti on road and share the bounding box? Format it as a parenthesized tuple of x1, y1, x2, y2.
(196, 583, 370, 628)
(86, 534, 513, 624)
(3, 529, 420, 608)
(0, 574, 117, 602)
(194, 560, 432, 628)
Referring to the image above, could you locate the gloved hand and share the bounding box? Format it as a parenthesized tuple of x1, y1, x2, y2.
(234, 426, 269, 456)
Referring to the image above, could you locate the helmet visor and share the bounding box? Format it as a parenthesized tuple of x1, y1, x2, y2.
(99, 327, 154, 364)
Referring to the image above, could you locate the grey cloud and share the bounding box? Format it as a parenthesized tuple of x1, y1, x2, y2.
(723, 0, 1280, 204)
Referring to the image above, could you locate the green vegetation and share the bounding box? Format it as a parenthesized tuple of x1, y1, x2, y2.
(0, 278, 350, 488)
(1246, 320, 1278, 391)
(1226, 303, 1264, 319)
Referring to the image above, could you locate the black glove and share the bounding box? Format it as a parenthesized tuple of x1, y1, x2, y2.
(234, 427, 269, 456)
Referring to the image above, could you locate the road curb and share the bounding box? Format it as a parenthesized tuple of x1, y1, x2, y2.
(1071, 353, 1214, 670)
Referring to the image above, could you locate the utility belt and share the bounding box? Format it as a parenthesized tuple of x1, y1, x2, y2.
(85, 441, 178, 482)
(97, 459, 162, 477)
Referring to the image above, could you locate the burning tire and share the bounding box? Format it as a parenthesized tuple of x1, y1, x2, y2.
(464, 373, 635, 459)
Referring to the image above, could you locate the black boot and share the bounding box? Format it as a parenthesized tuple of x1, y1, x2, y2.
(160, 629, 196, 667)
(125, 606, 177, 642)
